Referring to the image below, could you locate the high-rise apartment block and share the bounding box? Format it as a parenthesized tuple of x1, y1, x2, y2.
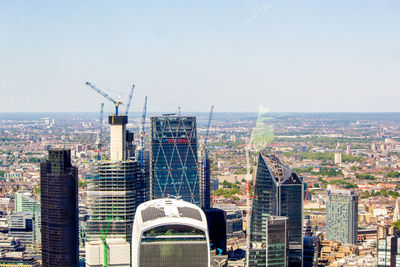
(248, 151, 303, 266)
(150, 116, 200, 206)
(326, 189, 358, 244)
(40, 148, 78, 267)
(334, 152, 342, 164)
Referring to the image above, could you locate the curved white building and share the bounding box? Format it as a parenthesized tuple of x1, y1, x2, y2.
(131, 198, 210, 267)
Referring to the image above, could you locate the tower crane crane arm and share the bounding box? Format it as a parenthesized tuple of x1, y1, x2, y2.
(86, 81, 122, 115)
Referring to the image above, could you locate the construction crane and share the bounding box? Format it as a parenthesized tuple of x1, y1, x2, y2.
(204, 105, 214, 149)
(201, 105, 214, 209)
(96, 103, 104, 160)
(304, 176, 314, 203)
(139, 96, 147, 170)
(100, 205, 114, 267)
(124, 84, 135, 115)
(86, 82, 122, 115)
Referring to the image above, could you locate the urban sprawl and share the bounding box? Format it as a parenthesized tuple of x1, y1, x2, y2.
(1, 111, 400, 267)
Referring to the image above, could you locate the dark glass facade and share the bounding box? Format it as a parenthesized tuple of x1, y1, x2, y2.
(150, 116, 200, 205)
(139, 225, 208, 267)
(303, 236, 319, 267)
(248, 151, 303, 267)
(40, 149, 78, 267)
(199, 153, 211, 209)
(204, 208, 227, 254)
(266, 216, 289, 267)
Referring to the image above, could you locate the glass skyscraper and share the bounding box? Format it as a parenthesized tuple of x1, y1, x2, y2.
(199, 152, 211, 209)
(150, 116, 200, 206)
(40, 148, 78, 267)
(248, 151, 303, 267)
(326, 189, 358, 244)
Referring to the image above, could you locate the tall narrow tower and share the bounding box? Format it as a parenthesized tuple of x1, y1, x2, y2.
(109, 115, 128, 161)
(326, 189, 358, 244)
(393, 198, 400, 223)
(248, 151, 303, 267)
(40, 148, 78, 267)
(150, 115, 200, 206)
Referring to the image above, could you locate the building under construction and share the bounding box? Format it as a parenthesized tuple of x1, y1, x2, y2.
(86, 112, 146, 245)
(86, 160, 143, 243)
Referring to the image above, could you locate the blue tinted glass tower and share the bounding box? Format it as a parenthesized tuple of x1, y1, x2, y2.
(248, 151, 303, 267)
(150, 116, 200, 206)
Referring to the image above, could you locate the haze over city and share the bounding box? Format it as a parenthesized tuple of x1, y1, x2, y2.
(3, 1, 400, 267)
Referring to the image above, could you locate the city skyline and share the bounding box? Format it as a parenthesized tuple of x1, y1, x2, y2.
(1, 1, 400, 113)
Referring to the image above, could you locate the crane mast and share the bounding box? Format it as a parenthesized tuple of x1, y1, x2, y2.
(124, 84, 135, 115)
(201, 105, 214, 209)
(139, 96, 147, 169)
(96, 103, 104, 160)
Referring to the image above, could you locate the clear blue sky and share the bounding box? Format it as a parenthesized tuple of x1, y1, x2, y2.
(1, 0, 399, 113)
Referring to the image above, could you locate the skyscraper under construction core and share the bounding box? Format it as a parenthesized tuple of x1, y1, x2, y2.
(86, 114, 146, 244)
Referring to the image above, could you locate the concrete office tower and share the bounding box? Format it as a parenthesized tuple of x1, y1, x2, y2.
(40, 148, 78, 267)
(377, 235, 400, 267)
(109, 115, 127, 161)
(248, 151, 303, 267)
(109, 115, 135, 161)
(346, 144, 351, 155)
(131, 198, 210, 267)
(334, 152, 342, 164)
(15, 192, 40, 213)
(150, 116, 200, 206)
(326, 189, 358, 244)
(8, 212, 41, 250)
(85, 239, 130, 267)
